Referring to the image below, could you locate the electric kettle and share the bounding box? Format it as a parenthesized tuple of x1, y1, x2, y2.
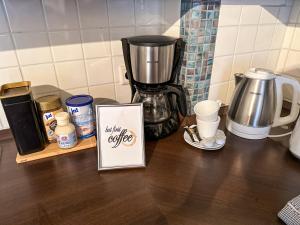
(227, 68, 300, 139)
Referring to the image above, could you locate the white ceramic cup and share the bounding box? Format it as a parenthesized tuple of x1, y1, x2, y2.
(196, 116, 220, 139)
(194, 100, 222, 122)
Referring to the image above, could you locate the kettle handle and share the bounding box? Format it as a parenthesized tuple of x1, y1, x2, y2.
(273, 74, 300, 127)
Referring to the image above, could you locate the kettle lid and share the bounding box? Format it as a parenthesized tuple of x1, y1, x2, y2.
(245, 68, 276, 80)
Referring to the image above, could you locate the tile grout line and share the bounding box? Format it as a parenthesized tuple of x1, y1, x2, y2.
(75, 0, 90, 95)
(278, 2, 295, 72)
(224, 4, 243, 105)
(249, 6, 263, 68)
(2, 0, 24, 81)
(0, 55, 128, 72)
(269, 8, 284, 71)
(0, 24, 166, 35)
(265, 21, 279, 69)
(107, 0, 118, 101)
(282, 1, 299, 73)
(66, 81, 115, 91)
(41, 0, 60, 88)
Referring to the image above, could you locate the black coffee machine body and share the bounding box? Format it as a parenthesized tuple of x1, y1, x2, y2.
(121, 35, 187, 139)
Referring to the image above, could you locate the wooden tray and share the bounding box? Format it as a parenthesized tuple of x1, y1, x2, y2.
(16, 136, 96, 164)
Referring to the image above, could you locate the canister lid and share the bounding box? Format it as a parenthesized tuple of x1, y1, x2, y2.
(0, 81, 31, 99)
(36, 95, 62, 111)
(126, 35, 177, 46)
(66, 95, 93, 107)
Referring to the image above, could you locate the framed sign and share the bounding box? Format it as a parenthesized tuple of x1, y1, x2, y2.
(96, 103, 145, 171)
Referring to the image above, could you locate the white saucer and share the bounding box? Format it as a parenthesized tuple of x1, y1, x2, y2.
(184, 129, 226, 150)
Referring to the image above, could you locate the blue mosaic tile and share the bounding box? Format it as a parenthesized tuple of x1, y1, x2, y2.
(186, 75, 194, 81)
(179, 0, 220, 114)
(187, 61, 196, 68)
(192, 95, 198, 101)
(185, 82, 194, 89)
(194, 76, 201, 82)
(204, 92, 209, 99)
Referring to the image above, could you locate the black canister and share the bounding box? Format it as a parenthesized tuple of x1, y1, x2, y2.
(0, 81, 45, 155)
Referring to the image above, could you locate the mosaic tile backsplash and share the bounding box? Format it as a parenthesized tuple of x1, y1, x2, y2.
(180, 0, 221, 115)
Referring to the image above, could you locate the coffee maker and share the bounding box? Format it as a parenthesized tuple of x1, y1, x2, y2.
(121, 35, 187, 139)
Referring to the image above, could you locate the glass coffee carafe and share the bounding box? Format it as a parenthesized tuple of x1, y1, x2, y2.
(133, 85, 186, 125)
(133, 90, 171, 123)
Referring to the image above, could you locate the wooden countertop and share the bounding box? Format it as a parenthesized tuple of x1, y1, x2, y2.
(0, 116, 299, 225)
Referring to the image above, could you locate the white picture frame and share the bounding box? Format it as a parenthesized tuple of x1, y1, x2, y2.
(96, 103, 145, 171)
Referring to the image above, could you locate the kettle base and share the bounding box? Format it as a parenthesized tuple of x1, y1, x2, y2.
(290, 150, 300, 160)
(226, 117, 271, 139)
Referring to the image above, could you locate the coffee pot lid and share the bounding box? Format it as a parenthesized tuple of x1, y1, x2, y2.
(126, 35, 177, 47)
(245, 68, 276, 80)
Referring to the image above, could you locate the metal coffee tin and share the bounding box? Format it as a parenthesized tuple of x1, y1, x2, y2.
(0, 81, 45, 155)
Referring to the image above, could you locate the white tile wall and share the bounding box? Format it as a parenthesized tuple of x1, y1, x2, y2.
(77, 0, 109, 28)
(235, 25, 257, 54)
(165, 0, 181, 26)
(4, 0, 46, 32)
(0, 67, 22, 82)
(21, 63, 58, 87)
(0, 0, 296, 129)
(0, 0, 181, 129)
(89, 83, 116, 99)
(209, 0, 293, 105)
(0, 34, 18, 68)
(214, 26, 239, 57)
(107, 0, 135, 27)
(231, 53, 252, 77)
(135, 0, 165, 26)
(275, 1, 300, 101)
(260, 7, 279, 24)
(211, 56, 233, 84)
(0, 1, 8, 33)
(218, 4, 242, 27)
(43, 0, 79, 30)
(110, 27, 136, 56)
(288, 0, 300, 23)
(55, 60, 87, 89)
(13, 32, 52, 65)
(239, 5, 261, 25)
(81, 29, 111, 58)
(85, 57, 114, 86)
(49, 30, 83, 61)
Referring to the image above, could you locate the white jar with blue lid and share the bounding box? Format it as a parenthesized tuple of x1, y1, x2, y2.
(65, 95, 95, 139)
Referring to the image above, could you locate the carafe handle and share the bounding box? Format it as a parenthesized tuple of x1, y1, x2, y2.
(165, 84, 187, 117)
(273, 74, 300, 127)
(170, 39, 185, 83)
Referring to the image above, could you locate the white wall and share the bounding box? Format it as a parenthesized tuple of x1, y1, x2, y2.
(276, 0, 300, 100)
(208, 0, 293, 104)
(0, 0, 181, 129)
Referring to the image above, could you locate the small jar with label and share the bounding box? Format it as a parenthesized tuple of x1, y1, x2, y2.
(36, 95, 63, 143)
(55, 112, 77, 149)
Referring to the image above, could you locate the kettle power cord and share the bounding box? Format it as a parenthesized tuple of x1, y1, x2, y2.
(268, 131, 293, 138)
